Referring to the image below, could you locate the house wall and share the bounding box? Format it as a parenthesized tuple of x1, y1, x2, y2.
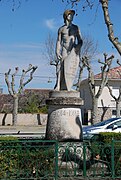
(97, 80, 121, 108)
(97, 107, 112, 122)
(0, 113, 47, 126)
(80, 79, 121, 124)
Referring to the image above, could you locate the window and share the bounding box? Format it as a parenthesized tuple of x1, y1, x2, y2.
(115, 121, 121, 127)
(112, 87, 119, 99)
(107, 120, 121, 129)
(112, 110, 121, 116)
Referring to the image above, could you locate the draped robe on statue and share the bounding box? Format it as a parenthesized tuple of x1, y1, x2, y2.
(55, 46, 80, 91)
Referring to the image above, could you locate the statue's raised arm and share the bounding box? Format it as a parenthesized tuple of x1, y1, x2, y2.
(54, 9, 83, 91)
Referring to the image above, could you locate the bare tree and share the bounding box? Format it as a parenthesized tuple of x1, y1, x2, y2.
(83, 53, 114, 124)
(76, 34, 98, 90)
(45, 34, 57, 67)
(44, 34, 59, 88)
(5, 64, 38, 126)
(107, 60, 121, 117)
(100, 0, 121, 55)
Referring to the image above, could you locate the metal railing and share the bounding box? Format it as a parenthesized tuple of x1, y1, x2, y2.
(0, 138, 121, 179)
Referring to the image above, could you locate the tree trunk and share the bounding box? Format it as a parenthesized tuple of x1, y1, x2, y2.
(91, 97, 98, 125)
(12, 95, 18, 126)
(116, 101, 120, 118)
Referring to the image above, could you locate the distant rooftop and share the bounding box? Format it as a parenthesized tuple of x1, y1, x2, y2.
(94, 66, 121, 80)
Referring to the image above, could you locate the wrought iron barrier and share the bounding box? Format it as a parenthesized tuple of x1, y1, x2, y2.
(57, 140, 121, 179)
(0, 138, 121, 179)
(0, 139, 58, 180)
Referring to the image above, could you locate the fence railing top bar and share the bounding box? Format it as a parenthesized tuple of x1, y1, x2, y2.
(0, 139, 57, 143)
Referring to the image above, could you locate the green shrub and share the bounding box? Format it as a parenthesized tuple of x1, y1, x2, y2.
(39, 105, 48, 114)
(99, 132, 121, 143)
(0, 136, 18, 141)
(90, 132, 121, 174)
(0, 138, 55, 179)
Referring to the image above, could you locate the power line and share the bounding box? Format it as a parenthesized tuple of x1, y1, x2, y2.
(0, 72, 56, 79)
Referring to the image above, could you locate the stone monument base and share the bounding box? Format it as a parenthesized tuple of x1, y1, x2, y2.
(45, 91, 83, 141)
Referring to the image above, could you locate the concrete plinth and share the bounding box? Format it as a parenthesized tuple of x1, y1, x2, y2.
(45, 91, 83, 141)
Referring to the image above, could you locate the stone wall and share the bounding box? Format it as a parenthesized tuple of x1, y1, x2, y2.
(0, 113, 47, 126)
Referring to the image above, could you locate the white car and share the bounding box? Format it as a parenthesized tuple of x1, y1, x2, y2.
(83, 117, 121, 140)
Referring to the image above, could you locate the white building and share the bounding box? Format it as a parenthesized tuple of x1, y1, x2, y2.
(80, 66, 121, 125)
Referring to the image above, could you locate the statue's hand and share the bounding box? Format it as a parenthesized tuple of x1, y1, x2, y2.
(74, 44, 81, 55)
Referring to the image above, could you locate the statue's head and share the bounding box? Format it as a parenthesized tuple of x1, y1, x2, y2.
(63, 9, 75, 23)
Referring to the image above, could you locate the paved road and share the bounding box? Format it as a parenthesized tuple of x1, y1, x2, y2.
(0, 125, 46, 138)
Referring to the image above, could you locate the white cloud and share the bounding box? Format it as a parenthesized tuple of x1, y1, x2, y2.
(45, 18, 59, 30)
(44, 18, 63, 31)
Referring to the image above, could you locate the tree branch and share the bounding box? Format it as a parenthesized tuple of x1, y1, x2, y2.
(96, 54, 114, 97)
(100, 0, 121, 55)
(19, 65, 38, 93)
(11, 67, 19, 95)
(5, 69, 13, 95)
(117, 59, 121, 66)
(106, 83, 117, 101)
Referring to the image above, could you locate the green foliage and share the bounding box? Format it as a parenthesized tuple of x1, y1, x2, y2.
(0, 136, 18, 141)
(99, 132, 121, 143)
(39, 105, 48, 114)
(19, 94, 48, 114)
(90, 132, 121, 174)
(0, 139, 55, 179)
(21, 94, 40, 113)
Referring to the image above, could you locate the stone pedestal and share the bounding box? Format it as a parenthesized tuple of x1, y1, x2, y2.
(45, 91, 83, 141)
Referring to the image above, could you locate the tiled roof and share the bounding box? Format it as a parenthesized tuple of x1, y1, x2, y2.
(94, 66, 121, 80)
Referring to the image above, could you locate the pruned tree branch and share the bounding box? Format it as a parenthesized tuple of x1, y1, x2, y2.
(19, 64, 38, 93)
(106, 83, 117, 101)
(5, 69, 12, 95)
(100, 0, 121, 55)
(11, 67, 19, 95)
(117, 59, 121, 66)
(82, 56, 95, 96)
(96, 54, 114, 97)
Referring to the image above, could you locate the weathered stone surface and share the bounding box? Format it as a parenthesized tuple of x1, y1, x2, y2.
(46, 91, 83, 106)
(46, 97, 83, 106)
(49, 90, 80, 98)
(46, 91, 83, 141)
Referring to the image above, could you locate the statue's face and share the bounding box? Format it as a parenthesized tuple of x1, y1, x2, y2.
(67, 13, 73, 22)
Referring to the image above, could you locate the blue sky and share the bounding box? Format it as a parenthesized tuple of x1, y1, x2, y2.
(0, 0, 121, 93)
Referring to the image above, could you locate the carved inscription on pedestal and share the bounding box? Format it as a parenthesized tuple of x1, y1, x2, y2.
(50, 108, 80, 119)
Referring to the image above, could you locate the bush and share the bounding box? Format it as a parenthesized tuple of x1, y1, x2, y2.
(90, 132, 121, 174)
(39, 105, 48, 114)
(0, 137, 55, 179)
(99, 132, 121, 143)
